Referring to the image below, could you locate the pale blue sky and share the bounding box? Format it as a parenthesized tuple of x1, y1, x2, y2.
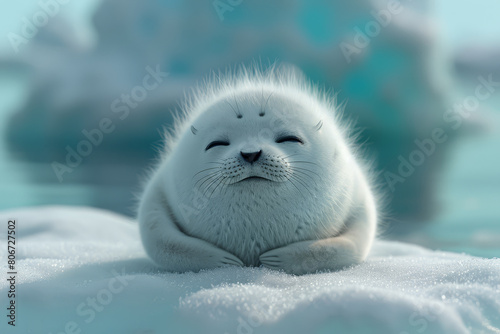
(435, 0, 500, 49)
(0, 1, 499, 54)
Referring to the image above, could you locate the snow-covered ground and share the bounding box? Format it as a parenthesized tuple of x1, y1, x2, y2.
(0, 206, 499, 334)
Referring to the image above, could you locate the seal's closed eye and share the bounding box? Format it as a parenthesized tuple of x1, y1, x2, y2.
(276, 135, 304, 144)
(205, 140, 230, 151)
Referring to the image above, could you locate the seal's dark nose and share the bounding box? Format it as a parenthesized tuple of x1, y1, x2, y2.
(241, 150, 262, 164)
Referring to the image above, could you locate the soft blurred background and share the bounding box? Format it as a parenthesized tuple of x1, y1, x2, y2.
(0, 0, 499, 257)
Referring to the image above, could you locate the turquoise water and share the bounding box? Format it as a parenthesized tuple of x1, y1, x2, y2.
(0, 73, 139, 215)
(0, 75, 86, 208)
(392, 79, 500, 258)
(399, 132, 500, 258)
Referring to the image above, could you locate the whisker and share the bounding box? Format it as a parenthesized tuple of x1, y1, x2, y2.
(261, 91, 274, 116)
(281, 153, 301, 160)
(208, 175, 227, 200)
(264, 91, 274, 110)
(234, 93, 242, 115)
(225, 100, 241, 118)
(194, 171, 220, 188)
(290, 168, 318, 184)
(218, 180, 229, 198)
(290, 166, 321, 179)
(202, 175, 224, 199)
(192, 167, 220, 179)
(222, 177, 233, 197)
(288, 173, 313, 197)
(276, 174, 296, 196)
(195, 172, 221, 192)
(288, 161, 319, 166)
(284, 171, 304, 198)
(259, 87, 265, 115)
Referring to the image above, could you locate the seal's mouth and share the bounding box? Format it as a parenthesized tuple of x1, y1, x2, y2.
(237, 176, 273, 183)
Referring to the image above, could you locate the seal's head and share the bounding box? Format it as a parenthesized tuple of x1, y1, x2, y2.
(162, 66, 358, 265)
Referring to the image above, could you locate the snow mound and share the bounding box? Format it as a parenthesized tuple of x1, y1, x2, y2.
(0, 206, 499, 334)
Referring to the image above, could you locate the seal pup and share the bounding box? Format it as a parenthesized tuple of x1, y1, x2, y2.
(138, 65, 378, 275)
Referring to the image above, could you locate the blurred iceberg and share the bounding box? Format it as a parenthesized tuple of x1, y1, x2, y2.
(454, 45, 500, 76)
(2, 0, 468, 222)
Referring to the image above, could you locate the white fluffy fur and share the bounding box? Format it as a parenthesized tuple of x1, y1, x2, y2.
(138, 64, 377, 274)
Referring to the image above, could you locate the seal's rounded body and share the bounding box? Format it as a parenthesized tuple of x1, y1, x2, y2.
(138, 65, 377, 274)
